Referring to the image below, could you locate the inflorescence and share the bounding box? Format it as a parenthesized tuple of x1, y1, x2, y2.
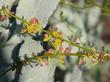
(0, 4, 110, 76)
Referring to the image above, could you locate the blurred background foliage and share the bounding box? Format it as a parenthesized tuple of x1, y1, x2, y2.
(48, 0, 110, 82)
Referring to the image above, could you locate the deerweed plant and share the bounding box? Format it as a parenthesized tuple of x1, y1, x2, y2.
(0, 1, 110, 76)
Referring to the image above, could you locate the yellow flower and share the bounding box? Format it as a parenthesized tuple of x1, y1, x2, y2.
(43, 33, 52, 41)
(52, 31, 62, 39)
(79, 57, 86, 65)
(44, 49, 54, 61)
(21, 17, 42, 34)
(52, 39, 62, 48)
(92, 59, 98, 65)
(27, 24, 41, 34)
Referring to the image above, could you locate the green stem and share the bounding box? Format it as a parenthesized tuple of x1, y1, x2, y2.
(62, 38, 93, 52)
(42, 29, 93, 52)
(11, 14, 29, 25)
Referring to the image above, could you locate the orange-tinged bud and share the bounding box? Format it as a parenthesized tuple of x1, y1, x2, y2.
(29, 17, 39, 25)
(0, 15, 7, 21)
